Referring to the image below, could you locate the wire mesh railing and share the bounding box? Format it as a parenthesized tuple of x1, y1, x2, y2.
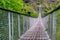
(0, 5, 57, 40)
(0, 8, 39, 40)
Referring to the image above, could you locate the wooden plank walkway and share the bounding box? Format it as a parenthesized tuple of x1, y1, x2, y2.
(20, 20, 50, 40)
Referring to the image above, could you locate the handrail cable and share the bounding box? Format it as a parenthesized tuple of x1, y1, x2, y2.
(0, 8, 32, 17)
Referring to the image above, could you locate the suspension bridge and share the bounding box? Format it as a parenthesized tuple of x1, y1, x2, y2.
(1, 0, 59, 39)
(0, 6, 56, 40)
(20, 7, 50, 40)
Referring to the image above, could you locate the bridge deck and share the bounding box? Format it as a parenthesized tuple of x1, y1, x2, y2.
(20, 20, 50, 40)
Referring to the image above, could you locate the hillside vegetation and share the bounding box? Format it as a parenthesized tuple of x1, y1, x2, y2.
(0, 0, 38, 18)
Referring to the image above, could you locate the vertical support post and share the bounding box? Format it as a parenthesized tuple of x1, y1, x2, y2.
(28, 18, 30, 29)
(18, 15, 20, 39)
(8, 12, 11, 40)
(52, 12, 56, 40)
(27, 17, 29, 30)
(27, 17, 30, 29)
(23, 16, 25, 33)
(49, 12, 56, 40)
(50, 0, 56, 40)
(39, 6, 42, 19)
(48, 14, 51, 40)
(26, 17, 29, 30)
(12, 13, 14, 40)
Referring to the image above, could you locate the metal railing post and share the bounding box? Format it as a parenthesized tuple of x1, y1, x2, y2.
(8, 12, 11, 40)
(18, 15, 20, 39)
(23, 16, 26, 33)
(25, 17, 29, 30)
(12, 13, 14, 40)
(27, 18, 29, 30)
(49, 12, 56, 40)
(53, 12, 56, 40)
(50, 0, 56, 40)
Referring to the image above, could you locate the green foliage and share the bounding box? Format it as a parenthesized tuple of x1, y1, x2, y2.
(56, 31, 60, 40)
(41, 0, 60, 17)
(0, 0, 23, 11)
(0, 0, 38, 18)
(21, 3, 38, 18)
(45, 28, 48, 31)
(56, 10, 60, 40)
